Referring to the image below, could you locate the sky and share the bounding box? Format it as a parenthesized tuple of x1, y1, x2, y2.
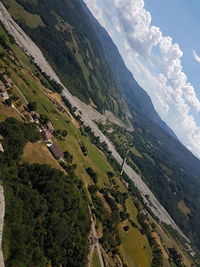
(83, 0, 200, 159)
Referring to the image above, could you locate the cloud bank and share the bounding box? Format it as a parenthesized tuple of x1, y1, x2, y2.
(83, 0, 200, 158)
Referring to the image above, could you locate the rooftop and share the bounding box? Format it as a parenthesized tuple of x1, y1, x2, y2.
(49, 143, 64, 159)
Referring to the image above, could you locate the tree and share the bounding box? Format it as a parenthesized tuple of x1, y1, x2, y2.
(64, 151, 73, 164)
(5, 98, 12, 106)
(86, 167, 98, 183)
(27, 101, 37, 111)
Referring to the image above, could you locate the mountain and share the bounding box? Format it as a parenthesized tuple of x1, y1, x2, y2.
(79, 0, 178, 140)
(0, 17, 195, 266)
(2, 0, 129, 118)
(0, 0, 200, 265)
(2, 0, 177, 140)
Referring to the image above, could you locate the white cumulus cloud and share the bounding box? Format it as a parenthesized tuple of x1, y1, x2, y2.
(83, 0, 200, 158)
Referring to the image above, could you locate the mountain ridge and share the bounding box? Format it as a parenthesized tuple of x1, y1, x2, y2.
(0, 0, 200, 264)
(0, 1, 187, 236)
(80, 0, 178, 140)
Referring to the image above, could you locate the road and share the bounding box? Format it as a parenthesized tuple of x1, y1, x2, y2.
(88, 243, 95, 267)
(89, 207, 105, 267)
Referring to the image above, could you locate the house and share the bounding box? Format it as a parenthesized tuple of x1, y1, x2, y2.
(0, 81, 5, 91)
(46, 121, 54, 133)
(8, 50, 15, 61)
(42, 129, 53, 142)
(0, 84, 9, 100)
(2, 74, 12, 88)
(31, 111, 41, 124)
(49, 143, 64, 159)
(0, 143, 4, 153)
(31, 111, 40, 119)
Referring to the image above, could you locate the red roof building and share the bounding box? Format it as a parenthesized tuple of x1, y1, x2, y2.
(46, 121, 54, 133)
(42, 129, 53, 142)
(2, 74, 12, 88)
(49, 143, 64, 159)
(0, 81, 5, 92)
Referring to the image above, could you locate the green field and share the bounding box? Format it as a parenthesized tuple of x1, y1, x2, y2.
(4, 0, 44, 28)
(119, 221, 152, 267)
(91, 248, 101, 267)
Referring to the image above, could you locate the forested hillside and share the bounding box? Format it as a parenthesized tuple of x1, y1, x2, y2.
(1, 0, 200, 266)
(80, 1, 177, 139)
(0, 18, 196, 266)
(2, 0, 129, 117)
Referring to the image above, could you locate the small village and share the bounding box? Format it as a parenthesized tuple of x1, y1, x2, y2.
(0, 71, 65, 161)
(31, 110, 64, 160)
(0, 73, 12, 100)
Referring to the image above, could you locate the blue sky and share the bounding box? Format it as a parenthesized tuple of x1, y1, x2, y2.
(84, 0, 200, 158)
(145, 0, 200, 100)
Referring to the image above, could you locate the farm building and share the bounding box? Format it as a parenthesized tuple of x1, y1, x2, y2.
(46, 121, 54, 133)
(0, 87, 9, 100)
(42, 129, 53, 142)
(1, 74, 12, 88)
(31, 111, 41, 124)
(49, 143, 64, 159)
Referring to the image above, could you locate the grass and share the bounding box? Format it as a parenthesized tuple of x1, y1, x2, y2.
(160, 163, 173, 176)
(126, 197, 139, 224)
(0, 101, 21, 122)
(147, 216, 194, 267)
(143, 153, 155, 165)
(91, 248, 101, 267)
(22, 142, 63, 171)
(59, 133, 111, 188)
(2, 44, 113, 189)
(116, 189, 152, 267)
(152, 232, 169, 262)
(119, 221, 152, 267)
(3, 0, 44, 28)
(178, 200, 191, 215)
(130, 146, 143, 158)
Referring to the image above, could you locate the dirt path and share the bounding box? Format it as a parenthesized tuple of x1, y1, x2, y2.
(88, 244, 95, 267)
(0, 2, 190, 243)
(89, 207, 105, 267)
(13, 84, 28, 105)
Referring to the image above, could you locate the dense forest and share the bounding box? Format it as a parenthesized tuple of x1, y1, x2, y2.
(0, 118, 90, 266)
